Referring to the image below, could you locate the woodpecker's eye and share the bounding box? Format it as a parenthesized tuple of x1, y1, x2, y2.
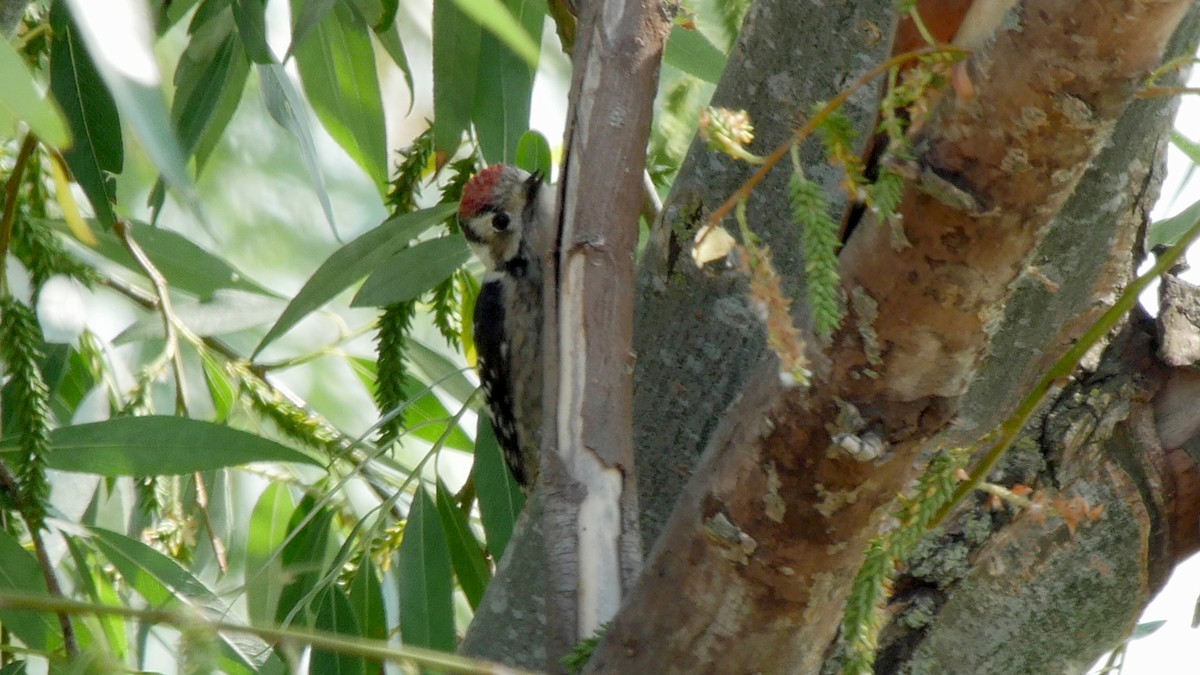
(492, 212, 510, 231)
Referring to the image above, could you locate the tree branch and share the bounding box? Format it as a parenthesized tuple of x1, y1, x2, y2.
(538, 0, 671, 663)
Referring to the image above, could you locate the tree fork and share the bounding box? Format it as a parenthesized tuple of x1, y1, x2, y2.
(588, 1, 1195, 672)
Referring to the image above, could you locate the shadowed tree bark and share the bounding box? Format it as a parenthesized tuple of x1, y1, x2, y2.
(464, 1, 1200, 672)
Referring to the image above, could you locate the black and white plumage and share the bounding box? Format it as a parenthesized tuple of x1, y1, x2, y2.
(459, 165, 552, 487)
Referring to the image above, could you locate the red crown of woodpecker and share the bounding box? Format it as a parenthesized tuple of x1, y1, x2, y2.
(459, 165, 507, 220)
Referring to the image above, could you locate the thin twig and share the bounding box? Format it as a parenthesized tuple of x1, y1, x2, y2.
(1, 134, 38, 285)
(0, 591, 529, 674)
(704, 46, 962, 231)
(113, 219, 190, 415)
(0, 461, 79, 659)
(191, 472, 228, 573)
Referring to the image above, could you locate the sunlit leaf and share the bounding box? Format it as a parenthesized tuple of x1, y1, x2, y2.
(292, 0, 388, 190)
(88, 528, 262, 674)
(0, 29, 71, 146)
(0, 416, 321, 475)
(1147, 198, 1200, 250)
(42, 217, 276, 299)
(254, 204, 455, 355)
(351, 237, 471, 307)
(396, 488, 456, 650)
(48, 3, 122, 230)
(0, 532, 62, 652)
(472, 0, 542, 164)
(65, 0, 196, 203)
(515, 130, 552, 177)
(451, 0, 539, 67)
(201, 352, 236, 423)
(246, 482, 296, 626)
(407, 338, 478, 405)
(432, 0, 481, 153)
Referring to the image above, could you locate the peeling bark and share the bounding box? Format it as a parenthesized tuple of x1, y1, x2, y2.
(588, 2, 1196, 673)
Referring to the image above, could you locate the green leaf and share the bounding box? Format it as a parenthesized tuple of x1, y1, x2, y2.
(229, 0, 275, 64)
(64, 0, 196, 201)
(88, 528, 262, 674)
(246, 482, 296, 626)
(515, 130, 552, 177)
(90, 527, 219, 605)
(407, 338, 478, 405)
(472, 415, 524, 556)
(664, 25, 727, 84)
(1130, 619, 1167, 640)
(292, 0, 388, 190)
(347, 357, 475, 451)
(49, 3, 119, 228)
(201, 352, 236, 423)
(396, 488, 456, 650)
(114, 290, 283, 343)
(0, 31, 70, 146)
(312, 586, 368, 675)
(347, 556, 388, 642)
(0, 416, 321, 475)
(254, 204, 455, 354)
(288, 0, 337, 56)
(1148, 198, 1200, 250)
(451, 0, 539, 67)
(65, 536, 127, 660)
(432, 0, 481, 153)
(373, 23, 413, 113)
(276, 495, 335, 627)
(472, 0, 543, 164)
(259, 62, 339, 239)
(0, 531, 62, 652)
(351, 237, 471, 307)
(43, 217, 275, 299)
(435, 481, 490, 609)
(172, 6, 252, 173)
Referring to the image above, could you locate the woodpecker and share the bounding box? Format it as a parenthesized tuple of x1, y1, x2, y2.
(459, 165, 553, 488)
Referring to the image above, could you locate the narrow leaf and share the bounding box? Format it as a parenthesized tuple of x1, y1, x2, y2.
(292, 1, 388, 190)
(396, 488, 456, 650)
(0, 31, 70, 146)
(114, 290, 283, 344)
(246, 482, 296, 625)
(0, 532, 61, 652)
(65, 0, 196, 200)
(43, 217, 276, 299)
(259, 62, 339, 238)
(49, 2, 120, 228)
(515, 130, 552, 177)
(451, 0, 539, 67)
(435, 480, 490, 609)
(432, 0, 481, 153)
(0, 416, 321, 475)
(351, 236, 471, 307)
(311, 587, 368, 675)
(472, 0, 542, 164)
(472, 416, 524, 556)
(254, 204, 455, 354)
(664, 25, 727, 83)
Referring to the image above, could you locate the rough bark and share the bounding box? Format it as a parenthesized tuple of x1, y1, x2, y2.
(860, 320, 1200, 674)
(588, 2, 1196, 673)
(462, 1, 895, 664)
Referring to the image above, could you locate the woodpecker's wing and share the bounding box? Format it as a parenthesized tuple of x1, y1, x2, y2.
(473, 277, 527, 485)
